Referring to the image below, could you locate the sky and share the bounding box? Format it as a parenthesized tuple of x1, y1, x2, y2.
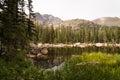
(32, 0, 120, 20)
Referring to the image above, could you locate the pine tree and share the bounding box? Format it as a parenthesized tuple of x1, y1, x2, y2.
(27, 0, 36, 42)
(0, 0, 35, 51)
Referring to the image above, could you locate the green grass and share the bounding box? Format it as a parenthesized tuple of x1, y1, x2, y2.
(59, 52, 120, 80)
(0, 51, 120, 80)
(69, 52, 117, 64)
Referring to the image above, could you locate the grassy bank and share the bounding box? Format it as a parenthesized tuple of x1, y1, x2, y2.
(43, 52, 120, 80)
(0, 51, 120, 80)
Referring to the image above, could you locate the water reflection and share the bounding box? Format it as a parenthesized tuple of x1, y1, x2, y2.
(35, 46, 120, 68)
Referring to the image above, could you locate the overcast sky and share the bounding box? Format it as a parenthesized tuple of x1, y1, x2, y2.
(32, 0, 120, 20)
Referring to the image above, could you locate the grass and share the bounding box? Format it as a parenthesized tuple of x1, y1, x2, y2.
(59, 52, 120, 80)
(0, 51, 120, 80)
(42, 52, 120, 80)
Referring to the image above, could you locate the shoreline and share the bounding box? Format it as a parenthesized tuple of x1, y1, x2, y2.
(30, 43, 120, 48)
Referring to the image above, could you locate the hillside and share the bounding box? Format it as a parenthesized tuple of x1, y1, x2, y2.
(93, 17, 120, 26)
(60, 19, 98, 27)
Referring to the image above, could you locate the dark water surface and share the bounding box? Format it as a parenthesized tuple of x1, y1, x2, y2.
(35, 46, 120, 68)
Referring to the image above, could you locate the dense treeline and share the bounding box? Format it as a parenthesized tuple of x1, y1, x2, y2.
(0, 0, 36, 52)
(36, 24, 120, 43)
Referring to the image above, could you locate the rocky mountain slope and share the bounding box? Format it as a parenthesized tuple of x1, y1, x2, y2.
(34, 12, 63, 25)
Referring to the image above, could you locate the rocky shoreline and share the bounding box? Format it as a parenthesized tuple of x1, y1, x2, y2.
(27, 43, 120, 60)
(30, 43, 120, 48)
(27, 43, 120, 67)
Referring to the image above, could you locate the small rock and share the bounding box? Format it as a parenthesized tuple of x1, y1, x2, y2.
(27, 54, 36, 59)
(95, 43, 103, 47)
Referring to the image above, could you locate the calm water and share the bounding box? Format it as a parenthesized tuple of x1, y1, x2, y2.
(35, 46, 120, 68)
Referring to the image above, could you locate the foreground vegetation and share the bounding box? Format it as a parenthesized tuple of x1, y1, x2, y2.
(0, 50, 43, 80)
(42, 52, 120, 80)
(1, 51, 120, 80)
(60, 52, 120, 80)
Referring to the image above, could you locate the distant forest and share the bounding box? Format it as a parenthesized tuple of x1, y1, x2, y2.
(36, 24, 120, 43)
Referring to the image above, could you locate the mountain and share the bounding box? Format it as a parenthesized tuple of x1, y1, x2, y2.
(34, 12, 63, 25)
(34, 13, 45, 22)
(93, 17, 120, 26)
(34, 12, 98, 28)
(58, 19, 99, 30)
(42, 14, 63, 24)
(60, 19, 97, 27)
(34, 12, 120, 27)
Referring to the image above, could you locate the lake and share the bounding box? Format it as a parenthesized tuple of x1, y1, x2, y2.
(34, 46, 120, 68)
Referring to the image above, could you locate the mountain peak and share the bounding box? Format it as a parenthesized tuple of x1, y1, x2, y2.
(34, 12, 63, 25)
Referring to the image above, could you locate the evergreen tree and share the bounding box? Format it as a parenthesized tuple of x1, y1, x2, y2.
(27, 0, 36, 42)
(0, 0, 35, 52)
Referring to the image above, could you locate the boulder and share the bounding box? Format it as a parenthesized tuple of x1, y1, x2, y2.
(27, 47, 49, 61)
(41, 48, 48, 55)
(36, 53, 42, 57)
(36, 53, 48, 60)
(27, 54, 36, 59)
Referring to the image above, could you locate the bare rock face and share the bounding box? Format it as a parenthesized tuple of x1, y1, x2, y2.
(34, 12, 63, 26)
(43, 14, 63, 24)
